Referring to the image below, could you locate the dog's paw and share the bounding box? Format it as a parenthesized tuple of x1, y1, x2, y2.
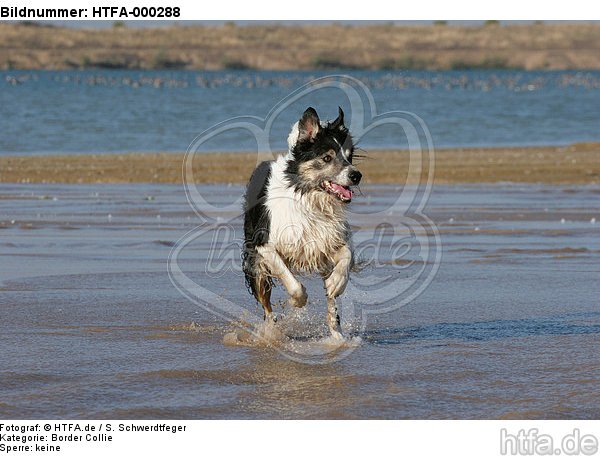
(325, 270, 349, 298)
(288, 283, 307, 308)
(265, 312, 280, 323)
(329, 330, 345, 341)
(263, 312, 279, 323)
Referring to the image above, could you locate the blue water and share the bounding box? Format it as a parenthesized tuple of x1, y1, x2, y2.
(1, 70, 599, 155)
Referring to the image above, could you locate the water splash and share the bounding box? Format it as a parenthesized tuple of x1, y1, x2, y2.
(222, 307, 362, 356)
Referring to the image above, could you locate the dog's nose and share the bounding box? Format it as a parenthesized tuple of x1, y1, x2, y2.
(349, 170, 362, 185)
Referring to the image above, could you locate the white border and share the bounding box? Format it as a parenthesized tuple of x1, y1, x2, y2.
(1, 0, 597, 20)
(2, 421, 599, 456)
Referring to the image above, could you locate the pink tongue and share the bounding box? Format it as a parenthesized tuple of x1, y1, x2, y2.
(330, 183, 353, 200)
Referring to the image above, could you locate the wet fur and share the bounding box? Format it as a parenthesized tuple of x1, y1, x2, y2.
(242, 107, 362, 336)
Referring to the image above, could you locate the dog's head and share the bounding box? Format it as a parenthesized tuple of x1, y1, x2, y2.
(284, 107, 362, 203)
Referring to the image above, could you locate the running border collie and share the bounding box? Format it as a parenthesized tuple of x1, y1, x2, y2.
(242, 107, 362, 339)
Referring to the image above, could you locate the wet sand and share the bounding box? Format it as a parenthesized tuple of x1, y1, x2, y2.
(1, 143, 599, 185)
(0, 182, 598, 418)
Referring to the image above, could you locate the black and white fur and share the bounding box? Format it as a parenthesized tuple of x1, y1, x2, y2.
(242, 107, 362, 339)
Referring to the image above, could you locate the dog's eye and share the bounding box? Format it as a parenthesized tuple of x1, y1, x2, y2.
(323, 155, 332, 163)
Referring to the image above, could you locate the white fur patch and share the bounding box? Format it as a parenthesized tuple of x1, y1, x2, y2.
(287, 121, 300, 152)
(332, 137, 351, 162)
(264, 156, 349, 273)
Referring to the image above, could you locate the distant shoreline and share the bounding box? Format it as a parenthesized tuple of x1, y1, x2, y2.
(1, 22, 599, 71)
(1, 143, 598, 185)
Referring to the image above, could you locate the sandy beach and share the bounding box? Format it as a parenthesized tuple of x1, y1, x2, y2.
(2, 17, 599, 428)
(1, 181, 599, 418)
(1, 143, 598, 185)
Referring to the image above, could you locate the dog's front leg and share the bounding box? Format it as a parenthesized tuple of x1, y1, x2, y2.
(324, 245, 352, 338)
(256, 245, 307, 309)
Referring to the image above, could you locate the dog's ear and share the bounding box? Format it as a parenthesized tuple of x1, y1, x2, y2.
(298, 107, 320, 142)
(330, 106, 346, 130)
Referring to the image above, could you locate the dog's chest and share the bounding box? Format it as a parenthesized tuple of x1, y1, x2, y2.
(265, 185, 346, 273)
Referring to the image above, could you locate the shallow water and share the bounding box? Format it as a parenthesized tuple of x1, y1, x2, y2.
(0, 183, 599, 418)
(1, 70, 599, 154)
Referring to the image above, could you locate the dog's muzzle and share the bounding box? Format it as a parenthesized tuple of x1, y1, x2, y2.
(349, 170, 362, 185)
